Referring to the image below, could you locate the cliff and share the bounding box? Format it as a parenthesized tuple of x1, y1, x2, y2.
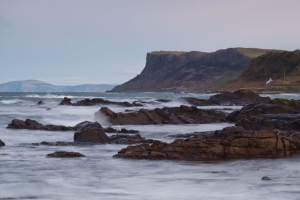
(111, 48, 275, 92)
(221, 50, 300, 92)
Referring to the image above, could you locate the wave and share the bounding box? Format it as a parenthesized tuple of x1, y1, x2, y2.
(0, 99, 23, 104)
(25, 94, 95, 99)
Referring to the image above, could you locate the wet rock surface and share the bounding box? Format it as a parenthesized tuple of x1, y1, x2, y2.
(182, 89, 271, 106)
(0, 140, 5, 146)
(226, 98, 300, 131)
(59, 97, 143, 107)
(7, 119, 73, 131)
(74, 129, 110, 143)
(47, 151, 85, 158)
(109, 134, 159, 144)
(33, 134, 156, 146)
(114, 126, 300, 160)
(7, 119, 139, 133)
(97, 105, 226, 125)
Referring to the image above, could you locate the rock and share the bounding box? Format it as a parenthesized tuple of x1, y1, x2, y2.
(47, 151, 85, 158)
(261, 176, 271, 180)
(7, 119, 73, 131)
(46, 108, 51, 110)
(114, 126, 300, 160)
(236, 114, 300, 131)
(182, 89, 270, 106)
(209, 89, 271, 106)
(59, 97, 72, 105)
(109, 134, 158, 144)
(96, 106, 226, 125)
(59, 97, 143, 107)
(181, 97, 213, 106)
(74, 129, 110, 143)
(227, 100, 300, 123)
(73, 121, 103, 131)
(0, 140, 5, 146)
(7, 119, 139, 134)
(37, 100, 43, 105)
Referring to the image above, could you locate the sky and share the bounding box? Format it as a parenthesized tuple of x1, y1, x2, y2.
(1, 0, 300, 85)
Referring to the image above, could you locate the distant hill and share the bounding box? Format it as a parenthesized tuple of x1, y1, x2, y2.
(110, 48, 277, 92)
(0, 80, 116, 92)
(221, 50, 300, 92)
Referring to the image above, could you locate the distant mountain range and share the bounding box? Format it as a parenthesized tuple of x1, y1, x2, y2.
(0, 80, 116, 92)
(110, 48, 278, 92)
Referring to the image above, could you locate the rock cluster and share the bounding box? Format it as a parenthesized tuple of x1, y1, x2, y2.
(182, 89, 271, 106)
(7, 119, 73, 131)
(96, 105, 226, 125)
(114, 126, 300, 160)
(227, 98, 300, 131)
(47, 151, 85, 158)
(7, 119, 139, 133)
(59, 97, 143, 107)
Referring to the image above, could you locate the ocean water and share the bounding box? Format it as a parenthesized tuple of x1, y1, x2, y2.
(0, 92, 300, 200)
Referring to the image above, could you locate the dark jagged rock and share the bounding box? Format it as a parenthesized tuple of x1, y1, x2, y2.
(73, 121, 103, 131)
(182, 89, 270, 106)
(33, 134, 156, 146)
(32, 141, 98, 146)
(181, 97, 213, 106)
(167, 132, 206, 138)
(59, 97, 72, 105)
(7, 119, 73, 131)
(74, 129, 110, 143)
(109, 134, 159, 144)
(236, 114, 300, 131)
(227, 99, 300, 123)
(59, 97, 143, 107)
(7, 119, 139, 134)
(209, 89, 271, 106)
(0, 140, 5, 146)
(37, 100, 44, 105)
(47, 151, 85, 158)
(96, 105, 226, 125)
(114, 126, 300, 160)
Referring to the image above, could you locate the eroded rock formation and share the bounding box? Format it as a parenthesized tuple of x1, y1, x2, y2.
(96, 105, 226, 125)
(59, 97, 143, 107)
(114, 126, 300, 160)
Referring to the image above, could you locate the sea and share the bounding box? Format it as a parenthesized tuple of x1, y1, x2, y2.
(0, 92, 300, 200)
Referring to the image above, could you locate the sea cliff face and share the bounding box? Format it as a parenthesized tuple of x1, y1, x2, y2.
(111, 48, 273, 92)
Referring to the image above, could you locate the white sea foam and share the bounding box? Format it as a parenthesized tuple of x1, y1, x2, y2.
(0, 99, 23, 104)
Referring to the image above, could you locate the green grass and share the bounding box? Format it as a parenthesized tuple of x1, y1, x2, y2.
(242, 52, 266, 58)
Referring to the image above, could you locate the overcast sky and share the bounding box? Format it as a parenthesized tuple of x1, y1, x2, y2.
(1, 0, 300, 85)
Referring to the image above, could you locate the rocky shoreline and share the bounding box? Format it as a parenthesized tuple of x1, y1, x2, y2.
(3, 89, 300, 160)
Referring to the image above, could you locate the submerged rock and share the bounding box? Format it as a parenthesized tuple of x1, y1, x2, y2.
(47, 151, 85, 158)
(114, 126, 300, 160)
(0, 140, 5, 146)
(96, 105, 226, 125)
(109, 134, 159, 144)
(37, 100, 44, 105)
(59, 97, 143, 107)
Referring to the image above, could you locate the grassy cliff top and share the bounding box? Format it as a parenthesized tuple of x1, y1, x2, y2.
(234, 47, 282, 58)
